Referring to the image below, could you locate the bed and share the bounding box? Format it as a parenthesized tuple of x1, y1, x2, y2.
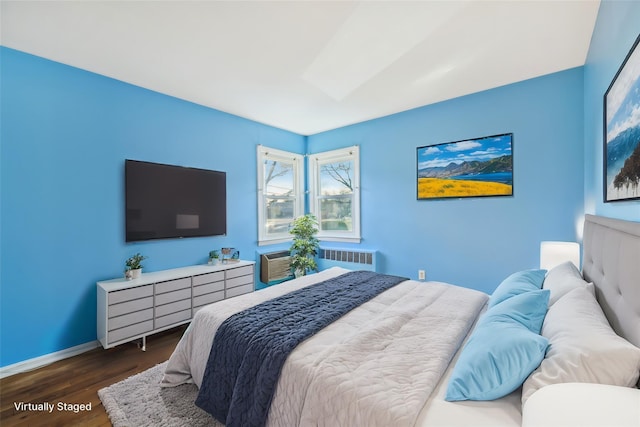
(161, 214, 640, 426)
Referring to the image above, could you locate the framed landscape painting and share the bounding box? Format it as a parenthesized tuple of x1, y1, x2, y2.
(417, 133, 513, 200)
(604, 34, 640, 202)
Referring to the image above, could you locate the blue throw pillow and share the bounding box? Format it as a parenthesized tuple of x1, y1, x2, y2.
(480, 289, 549, 334)
(445, 290, 550, 401)
(488, 269, 547, 308)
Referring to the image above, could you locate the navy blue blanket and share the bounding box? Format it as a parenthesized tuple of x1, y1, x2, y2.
(194, 270, 408, 427)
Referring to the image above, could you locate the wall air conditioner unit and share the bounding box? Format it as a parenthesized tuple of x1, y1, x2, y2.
(260, 250, 293, 284)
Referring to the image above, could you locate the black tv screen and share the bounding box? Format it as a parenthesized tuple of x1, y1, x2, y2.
(125, 160, 226, 242)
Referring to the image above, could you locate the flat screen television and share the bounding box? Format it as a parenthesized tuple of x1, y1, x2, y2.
(125, 160, 226, 242)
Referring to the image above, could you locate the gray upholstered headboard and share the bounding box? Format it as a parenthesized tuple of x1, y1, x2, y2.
(581, 214, 640, 348)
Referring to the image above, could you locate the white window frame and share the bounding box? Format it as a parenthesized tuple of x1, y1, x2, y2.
(308, 146, 361, 243)
(257, 145, 304, 246)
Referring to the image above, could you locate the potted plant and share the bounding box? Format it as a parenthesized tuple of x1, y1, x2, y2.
(208, 250, 220, 265)
(124, 253, 147, 280)
(289, 214, 320, 277)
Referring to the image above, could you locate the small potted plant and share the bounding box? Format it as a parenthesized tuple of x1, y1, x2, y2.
(208, 250, 220, 265)
(124, 253, 147, 280)
(289, 214, 320, 277)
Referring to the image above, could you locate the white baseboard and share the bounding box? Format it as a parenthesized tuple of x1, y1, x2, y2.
(0, 340, 100, 379)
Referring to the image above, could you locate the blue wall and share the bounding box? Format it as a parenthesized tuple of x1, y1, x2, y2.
(584, 0, 640, 220)
(0, 47, 305, 367)
(308, 69, 585, 293)
(2, 0, 638, 368)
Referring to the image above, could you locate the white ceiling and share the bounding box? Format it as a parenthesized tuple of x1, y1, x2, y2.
(1, 1, 600, 135)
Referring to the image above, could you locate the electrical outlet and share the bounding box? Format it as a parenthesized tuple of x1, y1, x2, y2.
(418, 269, 426, 280)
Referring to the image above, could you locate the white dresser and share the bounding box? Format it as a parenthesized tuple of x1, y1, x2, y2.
(97, 260, 255, 350)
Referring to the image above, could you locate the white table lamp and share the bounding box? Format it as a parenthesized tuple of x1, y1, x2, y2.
(540, 241, 580, 270)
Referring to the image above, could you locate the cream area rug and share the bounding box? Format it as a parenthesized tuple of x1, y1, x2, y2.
(98, 362, 222, 427)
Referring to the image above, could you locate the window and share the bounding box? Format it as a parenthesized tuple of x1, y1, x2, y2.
(309, 146, 360, 242)
(257, 146, 304, 245)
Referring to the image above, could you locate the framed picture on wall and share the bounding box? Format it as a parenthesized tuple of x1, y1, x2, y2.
(416, 133, 513, 200)
(603, 33, 640, 202)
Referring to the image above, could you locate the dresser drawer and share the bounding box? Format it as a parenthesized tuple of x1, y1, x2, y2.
(226, 265, 253, 279)
(226, 283, 253, 298)
(155, 277, 191, 294)
(109, 284, 153, 305)
(109, 296, 153, 318)
(155, 288, 191, 306)
(109, 308, 153, 330)
(108, 320, 153, 343)
(193, 271, 224, 286)
(155, 298, 191, 317)
(193, 280, 225, 296)
(193, 290, 224, 308)
(227, 274, 253, 289)
(155, 309, 191, 329)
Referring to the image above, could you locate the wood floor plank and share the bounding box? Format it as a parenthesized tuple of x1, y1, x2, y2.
(0, 325, 186, 426)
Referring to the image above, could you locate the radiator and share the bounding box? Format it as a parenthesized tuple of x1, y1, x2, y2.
(260, 248, 378, 288)
(260, 250, 293, 284)
(317, 248, 377, 272)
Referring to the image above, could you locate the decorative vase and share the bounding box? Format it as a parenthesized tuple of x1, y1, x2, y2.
(130, 268, 142, 279)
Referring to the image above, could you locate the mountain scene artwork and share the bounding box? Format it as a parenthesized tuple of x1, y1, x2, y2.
(605, 34, 640, 202)
(417, 133, 513, 200)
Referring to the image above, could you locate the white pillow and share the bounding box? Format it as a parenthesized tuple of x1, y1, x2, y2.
(542, 261, 594, 305)
(521, 286, 640, 403)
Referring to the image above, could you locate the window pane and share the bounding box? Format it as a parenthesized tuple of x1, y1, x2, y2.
(320, 161, 354, 196)
(264, 160, 294, 196)
(266, 197, 294, 234)
(308, 146, 360, 242)
(320, 197, 352, 231)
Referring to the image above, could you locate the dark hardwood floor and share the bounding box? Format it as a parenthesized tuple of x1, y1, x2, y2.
(0, 325, 187, 427)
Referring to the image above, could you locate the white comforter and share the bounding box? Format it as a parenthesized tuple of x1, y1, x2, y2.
(162, 267, 494, 426)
